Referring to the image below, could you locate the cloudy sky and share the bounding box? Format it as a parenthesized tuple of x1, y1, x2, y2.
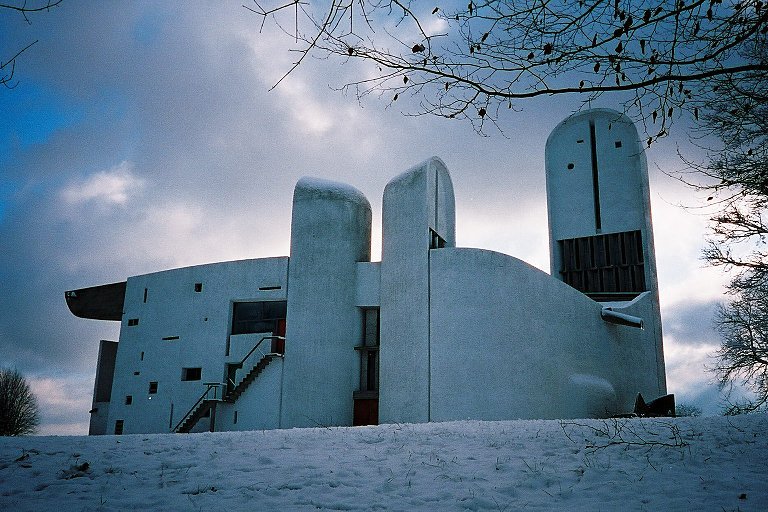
(1, 1, 739, 434)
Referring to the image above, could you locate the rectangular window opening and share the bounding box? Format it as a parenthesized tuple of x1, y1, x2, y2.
(125, 395, 133, 405)
(363, 308, 380, 347)
(148, 381, 158, 394)
(143, 288, 148, 303)
(258, 285, 282, 291)
(127, 318, 139, 327)
(181, 367, 202, 381)
(366, 352, 378, 391)
(162, 336, 180, 341)
(233, 410, 238, 425)
(114, 420, 124, 435)
(140, 351, 144, 361)
(194, 283, 203, 293)
(231, 300, 287, 336)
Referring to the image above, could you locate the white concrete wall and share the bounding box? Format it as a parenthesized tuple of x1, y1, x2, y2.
(429, 248, 660, 419)
(280, 178, 372, 428)
(546, 109, 649, 243)
(355, 262, 381, 308)
(379, 157, 455, 424)
(107, 257, 288, 434)
(601, 292, 666, 400)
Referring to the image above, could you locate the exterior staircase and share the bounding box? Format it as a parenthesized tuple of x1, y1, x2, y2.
(223, 353, 280, 402)
(173, 352, 282, 433)
(174, 399, 219, 434)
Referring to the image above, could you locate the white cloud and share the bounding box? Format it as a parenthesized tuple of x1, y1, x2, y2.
(61, 161, 144, 206)
(664, 339, 719, 395)
(28, 376, 91, 435)
(423, 16, 449, 37)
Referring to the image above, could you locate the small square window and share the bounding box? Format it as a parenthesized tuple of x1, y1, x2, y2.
(615, 140, 622, 148)
(125, 395, 133, 405)
(127, 318, 139, 326)
(148, 381, 158, 394)
(194, 283, 203, 293)
(114, 420, 124, 435)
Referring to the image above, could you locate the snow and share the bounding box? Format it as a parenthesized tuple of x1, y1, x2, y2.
(1, 415, 766, 511)
(294, 177, 370, 208)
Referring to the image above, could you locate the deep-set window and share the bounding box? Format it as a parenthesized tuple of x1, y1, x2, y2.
(127, 318, 139, 326)
(125, 395, 132, 405)
(429, 229, 446, 249)
(357, 307, 380, 394)
(559, 230, 645, 295)
(194, 283, 203, 293)
(363, 308, 380, 347)
(114, 420, 124, 435)
(181, 367, 202, 381)
(231, 301, 287, 335)
(148, 381, 158, 394)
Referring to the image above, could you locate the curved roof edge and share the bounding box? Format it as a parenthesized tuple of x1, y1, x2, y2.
(65, 281, 126, 321)
(293, 176, 371, 211)
(545, 108, 634, 147)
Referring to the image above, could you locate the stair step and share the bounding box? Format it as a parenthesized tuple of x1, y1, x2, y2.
(224, 354, 278, 402)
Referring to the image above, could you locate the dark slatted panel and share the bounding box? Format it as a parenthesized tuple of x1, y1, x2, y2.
(559, 230, 646, 295)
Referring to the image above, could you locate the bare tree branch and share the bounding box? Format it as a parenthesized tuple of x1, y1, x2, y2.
(248, 0, 768, 137)
(1, 1, 63, 89)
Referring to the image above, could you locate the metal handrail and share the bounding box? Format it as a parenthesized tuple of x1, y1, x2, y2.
(225, 335, 285, 397)
(232, 335, 285, 369)
(172, 382, 220, 433)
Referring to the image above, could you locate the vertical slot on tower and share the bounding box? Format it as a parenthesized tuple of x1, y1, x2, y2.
(589, 120, 602, 231)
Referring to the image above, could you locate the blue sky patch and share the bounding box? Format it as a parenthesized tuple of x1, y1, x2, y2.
(0, 82, 85, 153)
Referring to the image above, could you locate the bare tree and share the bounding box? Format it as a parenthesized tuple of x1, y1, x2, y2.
(0, 368, 40, 436)
(713, 283, 768, 413)
(694, 43, 768, 289)
(248, 0, 768, 137)
(1, 0, 63, 89)
(663, 40, 768, 410)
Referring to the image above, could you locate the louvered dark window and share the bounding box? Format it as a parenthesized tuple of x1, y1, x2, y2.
(559, 230, 646, 297)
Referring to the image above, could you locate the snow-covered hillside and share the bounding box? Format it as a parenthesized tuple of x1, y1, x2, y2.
(1, 415, 766, 511)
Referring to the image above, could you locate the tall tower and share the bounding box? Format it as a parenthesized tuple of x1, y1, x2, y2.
(378, 157, 456, 424)
(545, 108, 666, 397)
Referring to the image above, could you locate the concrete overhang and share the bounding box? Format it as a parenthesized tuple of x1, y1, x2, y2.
(65, 282, 126, 321)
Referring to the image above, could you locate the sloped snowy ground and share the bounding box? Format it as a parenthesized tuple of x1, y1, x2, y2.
(1, 415, 766, 511)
